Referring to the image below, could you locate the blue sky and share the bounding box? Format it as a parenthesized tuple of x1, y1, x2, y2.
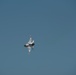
(0, 0, 76, 75)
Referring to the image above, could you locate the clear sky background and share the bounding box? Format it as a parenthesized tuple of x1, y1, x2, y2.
(0, 0, 76, 75)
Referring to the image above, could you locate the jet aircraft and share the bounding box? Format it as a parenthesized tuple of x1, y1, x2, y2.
(24, 36, 35, 53)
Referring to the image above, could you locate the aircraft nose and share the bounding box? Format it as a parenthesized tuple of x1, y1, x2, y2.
(28, 49, 31, 52)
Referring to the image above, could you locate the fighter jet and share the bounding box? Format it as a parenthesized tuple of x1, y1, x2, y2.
(24, 36, 35, 53)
